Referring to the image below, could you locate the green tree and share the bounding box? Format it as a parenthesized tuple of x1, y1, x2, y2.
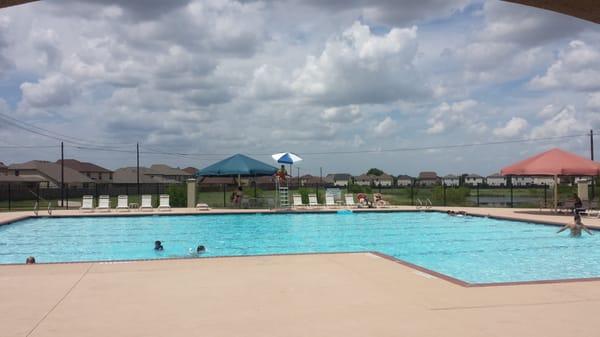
(367, 168, 384, 176)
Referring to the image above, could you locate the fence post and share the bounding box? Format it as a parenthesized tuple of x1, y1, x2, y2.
(8, 183, 11, 211)
(223, 184, 226, 207)
(66, 184, 69, 210)
(544, 184, 548, 208)
(443, 182, 447, 206)
(36, 184, 40, 206)
(156, 183, 160, 208)
(476, 183, 480, 207)
(410, 182, 414, 206)
(509, 177, 514, 208)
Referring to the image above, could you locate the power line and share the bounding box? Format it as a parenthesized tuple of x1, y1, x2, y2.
(0, 112, 134, 147)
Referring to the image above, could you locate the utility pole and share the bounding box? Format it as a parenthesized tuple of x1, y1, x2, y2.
(591, 130, 595, 199)
(60, 141, 64, 208)
(136, 142, 140, 198)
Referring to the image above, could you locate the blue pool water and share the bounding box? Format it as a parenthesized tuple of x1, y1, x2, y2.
(1, 212, 598, 284)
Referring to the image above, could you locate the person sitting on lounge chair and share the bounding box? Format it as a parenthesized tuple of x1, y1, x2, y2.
(357, 193, 373, 208)
(374, 193, 389, 207)
(557, 214, 593, 237)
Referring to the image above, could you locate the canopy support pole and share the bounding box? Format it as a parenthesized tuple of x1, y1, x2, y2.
(554, 175, 558, 211)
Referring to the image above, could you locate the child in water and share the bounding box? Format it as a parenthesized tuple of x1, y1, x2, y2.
(557, 214, 593, 237)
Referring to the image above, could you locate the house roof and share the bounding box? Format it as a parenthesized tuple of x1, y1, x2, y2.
(182, 167, 199, 175)
(443, 174, 459, 179)
(466, 174, 483, 178)
(112, 167, 179, 184)
(397, 175, 413, 180)
(8, 160, 93, 184)
(374, 173, 394, 180)
(418, 171, 438, 179)
(0, 162, 6, 169)
(0, 175, 46, 183)
(149, 164, 193, 176)
(487, 173, 504, 178)
(354, 174, 371, 181)
(327, 173, 352, 180)
(57, 159, 112, 173)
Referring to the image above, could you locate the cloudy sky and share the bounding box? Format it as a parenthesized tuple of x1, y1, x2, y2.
(0, 0, 599, 176)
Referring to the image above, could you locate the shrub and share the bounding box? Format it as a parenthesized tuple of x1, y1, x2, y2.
(432, 186, 470, 205)
(166, 184, 187, 207)
(347, 184, 372, 194)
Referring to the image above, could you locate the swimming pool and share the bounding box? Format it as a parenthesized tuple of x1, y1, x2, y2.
(1, 212, 597, 284)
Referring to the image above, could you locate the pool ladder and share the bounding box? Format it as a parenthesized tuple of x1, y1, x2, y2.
(33, 201, 53, 216)
(416, 198, 433, 210)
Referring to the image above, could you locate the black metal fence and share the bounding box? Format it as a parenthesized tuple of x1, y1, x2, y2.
(0, 181, 593, 211)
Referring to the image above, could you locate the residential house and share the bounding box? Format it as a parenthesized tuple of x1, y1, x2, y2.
(417, 171, 439, 186)
(511, 176, 534, 187)
(354, 174, 372, 186)
(396, 175, 413, 187)
(182, 167, 199, 176)
(57, 159, 113, 183)
(0, 162, 7, 175)
(464, 174, 484, 187)
(148, 164, 194, 182)
(533, 176, 557, 186)
(7, 160, 93, 188)
(300, 175, 322, 186)
(442, 174, 460, 187)
(372, 173, 394, 187)
(325, 173, 352, 187)
(112, 167, 179, 185)
(486, 173, 506, 187)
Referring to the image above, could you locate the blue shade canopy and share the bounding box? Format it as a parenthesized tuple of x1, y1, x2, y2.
(197, 154, 278, 177)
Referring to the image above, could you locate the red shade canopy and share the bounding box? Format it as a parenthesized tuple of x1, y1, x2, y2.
(501, 148, 600, 176)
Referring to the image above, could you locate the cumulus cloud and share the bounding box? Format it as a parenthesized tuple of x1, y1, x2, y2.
(292, 21, 428, 105)
(246, 64, 291, 100)
(529, 105, 587, 138)
(479, 1, 587, 47)
(587, 93, 600, 111)
(493, 117, 528, 138)
(373, 116, 397, 136)
(0, 16, 14, 77)
(284, 0, 470, 25)
(426, 100, 486, 135)
(321, 105, 363, 123)
(20, 73, 78, 108)
(529, 40, 600, 92)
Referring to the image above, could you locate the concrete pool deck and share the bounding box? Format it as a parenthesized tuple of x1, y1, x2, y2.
(2, 207, 600, 336)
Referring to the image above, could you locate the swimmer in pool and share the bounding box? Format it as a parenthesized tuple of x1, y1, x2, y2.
(154, 240, 164, 251)
(557, 214, 593, 237)
(189, 245, 206, 256)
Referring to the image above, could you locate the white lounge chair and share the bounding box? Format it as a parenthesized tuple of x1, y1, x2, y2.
(292, 194, 306, 208)
(308, 193, 319, 207)
(80, 195, 94, 212)
(158, 194, 171, 211)
(140, 195, 154, 212)
(116, 195, 129, 212)
(325, 194, 337, 208)
(196, 203, 211, 211)
(97, 195, 111, 212)
(344, 194, 356, 207)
